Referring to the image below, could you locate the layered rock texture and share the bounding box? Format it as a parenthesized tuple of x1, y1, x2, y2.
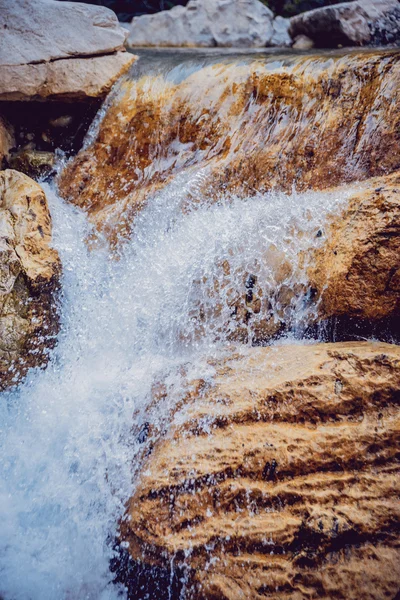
(0, 170, 60, 390)
(0, 0, 135, 100)
(290, 0, 400, 48)
(127, 0, 289, 48)
(310, 171, 400, 327)
(59, 50, 400, 243)
(120, 341, 400, 600)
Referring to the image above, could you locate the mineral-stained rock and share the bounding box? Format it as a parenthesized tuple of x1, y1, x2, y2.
(120, 341, 400, 600)
(59, 50, 400, 244)
(0, 170, 60, 390)
(127, 0, 275, 48)
(290, 0, 400, 48)
(310, 171, 400, 324)
(0, 0, 135, 101)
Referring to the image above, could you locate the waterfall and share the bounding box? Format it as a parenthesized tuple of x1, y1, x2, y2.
(0, 49, 398, 599)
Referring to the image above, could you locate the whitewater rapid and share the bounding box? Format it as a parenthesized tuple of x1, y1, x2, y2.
(0, 164, 354, 599)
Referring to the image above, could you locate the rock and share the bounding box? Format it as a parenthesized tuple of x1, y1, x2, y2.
(0, 117, 14, 167)
(0, 0, 127, 65)
(0, 0, 136, 101)
(289, 0, 400, 48)
(9, 149, 55, 178)
(310, 171, 400, 325)
(0, 170, 60, 390)
(120, 341, 400, 600)
(0, 50, 135, 102)
(292, 34, 315, 50)
(59, 51, 400, 245)
(127, 0, 275, 48)
(270, 16, 292, 47)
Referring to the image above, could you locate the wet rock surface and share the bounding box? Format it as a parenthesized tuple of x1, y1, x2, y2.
(0, 170, 60, 390)
(290, 0, 400, 48)
(120, 341, 400, 600)
(0, 0, 135, 101)
(59, 50, 400, 244)
(310, 171, 400, 327)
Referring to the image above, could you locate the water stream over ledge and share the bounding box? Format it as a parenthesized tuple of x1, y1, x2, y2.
(1, 48, 399, 599)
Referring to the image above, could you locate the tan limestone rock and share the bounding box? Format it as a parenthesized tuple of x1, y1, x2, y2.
(0, 52, 135, 102)
(0, 170, 60, 390)
(0, 0, 136, 101)
(121, 341, 400, 600)
(310, 171, 400, 323)
(0, 0, 127, 66)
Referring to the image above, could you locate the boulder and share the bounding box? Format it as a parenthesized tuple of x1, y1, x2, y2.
(290, 0, 400, 48)
(120, 341, 400, 600)
(270, 16, 292, 47)
(127, 0, 275, 48)
(310, 171, 400, 325)
(0, 0, 136, 100)
(0, 0, 126, 65)
(0, 53, 135, 102)
(0, 170, 60, 390)
(292, 34, 315, 50)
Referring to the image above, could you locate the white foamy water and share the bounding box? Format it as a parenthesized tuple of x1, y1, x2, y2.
(0, 166, 354, 599)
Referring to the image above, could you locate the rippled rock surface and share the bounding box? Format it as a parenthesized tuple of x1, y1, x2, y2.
(120, 341, 400, 600)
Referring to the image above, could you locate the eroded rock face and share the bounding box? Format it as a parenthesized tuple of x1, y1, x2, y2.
(0, 170, 60, 390)
(59, 51, 400, 244)
(0, 0, 135, 100)
(290, 0, 400, 48)
(127, 0, 275, 48)
(120, 341, 400, 600)
(310, 171, 400, 325)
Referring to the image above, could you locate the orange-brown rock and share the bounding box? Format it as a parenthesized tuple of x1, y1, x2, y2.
(120, 341, 400, 600)
(59, 50, 400, 244)
(310, 171, 400, 324)
(0, 170, 60, 390)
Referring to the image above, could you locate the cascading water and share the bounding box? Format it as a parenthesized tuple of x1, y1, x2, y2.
(0, 49, 397, 599)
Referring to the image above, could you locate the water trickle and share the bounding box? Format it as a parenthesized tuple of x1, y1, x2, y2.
(0, 49, 395, 599)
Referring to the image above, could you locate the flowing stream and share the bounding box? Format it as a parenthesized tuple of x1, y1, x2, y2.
(0, 49, 396, 599)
